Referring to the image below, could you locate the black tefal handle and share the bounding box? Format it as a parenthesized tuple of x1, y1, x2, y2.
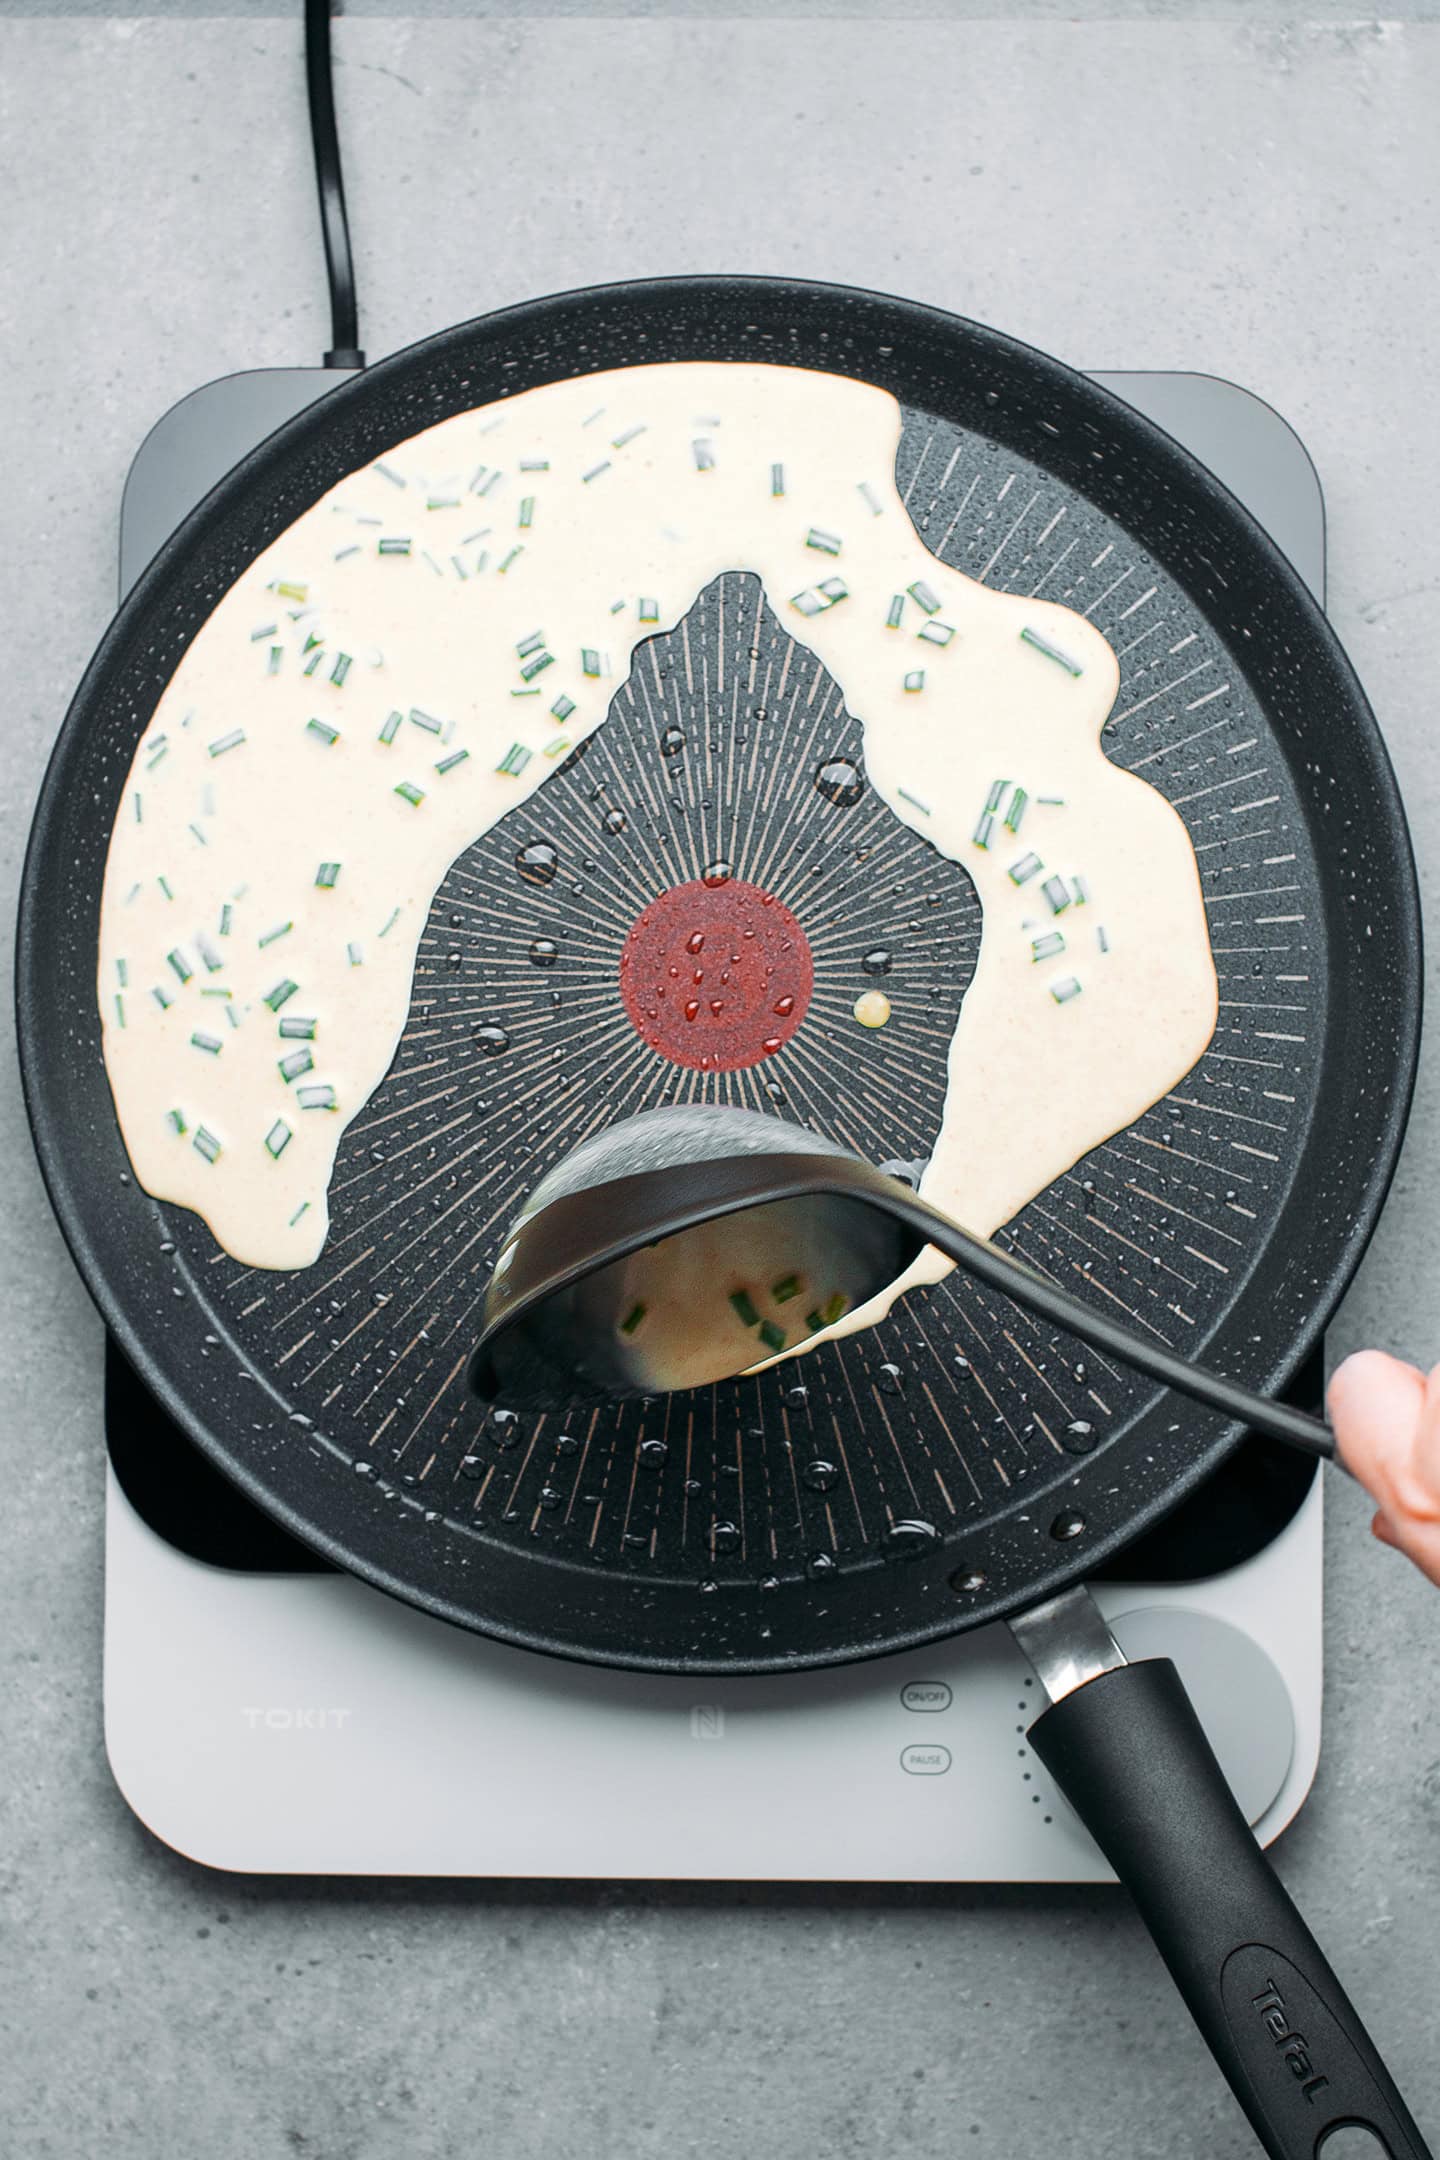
(1028, 1659, 1430, 2160)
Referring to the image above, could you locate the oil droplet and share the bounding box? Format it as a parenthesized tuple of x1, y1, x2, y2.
(660, 725, 686, 756)
(886, 1519, 939, 1557)
(786, 1382, 810, 1409)
(861, 948, 892, 976)
(538, 1485, 563, 1511)
(638, 1438, 669, 1469)
(772, 994, 795, 1017)
(515, 840, 558, 885)
(950, 1566, 987, 1595)
(447, 950, 463, 970)
(814, 756, 865, 807)
(953, 1351, 971, 1374)
(853, 990, 891, 1029)
(555, 1433, 580, 1456)
(1062, 1420, 1097, 1455)
(876, 1362, 904, 1395)
(490, 1407, 522, 1450)
(472, 1021, 510, 1055)
(765, 1081, 787, 1103)
(602, 806, 627, 835)
(702, 860, 732, 888)
(761, 1035, 782, 1054)
(711, 1520, 741, 1554)
(686, 930, 705, 955)
(1051, 1508, 1087, 1541)
(802, 1459, 839, 1492)
(806, 1551, 836, 1578)
(528, 939, 559, 967)
(684, 998, 701, 1022)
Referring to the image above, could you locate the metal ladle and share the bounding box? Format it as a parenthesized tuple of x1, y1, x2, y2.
(469, 1106, 1335, 1461)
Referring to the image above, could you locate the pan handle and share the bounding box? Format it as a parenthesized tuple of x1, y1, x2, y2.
(1027, 1652, 1431, 2159)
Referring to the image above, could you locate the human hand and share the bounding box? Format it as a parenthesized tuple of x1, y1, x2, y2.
(1328, 1349, 1440, 1586)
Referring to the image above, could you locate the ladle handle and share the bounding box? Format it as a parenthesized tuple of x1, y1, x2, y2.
(888, 1185, 1336, 1462)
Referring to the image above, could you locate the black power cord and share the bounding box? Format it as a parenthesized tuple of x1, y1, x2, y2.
(304, 0, 365, 369)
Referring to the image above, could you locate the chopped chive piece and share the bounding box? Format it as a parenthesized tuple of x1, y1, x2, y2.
(166, 1108, 186, 1136)
(692, 439, 716, 471)
(305, 718, 339, 746)
(818, 576, 848, 604)
(495, 744, 531, 778)
(771, 1274, 803, 1304)
(279, 1016, 317, 1040)
(374, 462, 405, 488)
(288, 1202, 310, 1228)
(151, 986, 173, 1011)
(472, 468, 501, 498)
(273, 580, 308, 602)
(903, 671, 925, 693)
(157, 876, 173, 900)
(408, 708, 443, 733)
(267, 647, 283, 675)
(984, 780, 1008, 813)
(133, 795, 143, 824)
(378, 908, 401, 938)
(806, 526, 842, 555)
(519, 651, 554, 681)
(770, 462, 785, 497)
(820, 1292, 848, 1326)
(1037, 795, 1066, 806)
(219, 904, 233, 937)
(1020, 624, 1084, 675)
(279, 1048, 315, 1083)
(972, 813, 995, 849)
(114, 995, 126, 1028)
(1031, 931, 1066, 962)
(190, 1031, 223, 1056)
(729, 1289, 760, 1328)
(519, 457, 551, 471)
(1041, 876, 1072, 915)
(858, 481, 884, 516)
(315, 862, 341, 889)
(510, 689, 541, 700)
(1004, 787, 1028, 834)
(791, 588, 826, 617)
(551, 694, 577, 722)
(167, 948, 193, 984)
(918, 620, 955, 647)
(208, 728, 245, 758)
(544, 737, 570, 759)
(145, 744, 169, 771)
(195, 933, 223, 973)
(886, 594, 905, 629)
(1009, 853, 1043, 886)
(581, 649, 607, 678)
(758, 1320, 787, 1353)
(199, 988, 231, 999)
(264, 980, 298, 1012)
(611, 425, 646, 449)
(329, 653, 352, 687)
(258, 922, 292, 948)
(116, 959, 129, 987)
(1051, 976, 1083, 1004)
(297, 1083, 337, 1111)
(638, 597, 659, 622)
(1071, 875, 1090, 907)
(908, 579, 941, 615)
(265, 1119, 292, 1159)
(582, 461, 611, 484)
(377, 537, 412, 556)
(250, 623, 278, 642)
(806, 1310, 824, 1335)
(516, 630, 546, 657)
(188, 822, 209, 847)
(1097, 925, 1111, 954)
(498, 546, 523, 573)
(449, 555, 469, 578)
(425, 494, 460, 511)
(379, 710, 403, 744)
(435, 750, 470, 775)
(394, 781, 426, 808)
(302, 651, 323, 678)
(303, 632, 323, 655)
(897, 787, 932, 815)
(193, 1126, 222, 1164)
(515, 495, 535, 530)
(347, 942, 364, 966)
(619, 1301, 647, 1337)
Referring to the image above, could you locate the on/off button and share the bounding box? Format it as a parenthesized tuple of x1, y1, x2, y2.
(900, 1681, 952, 1713)
(900, 1744, 952, 1776)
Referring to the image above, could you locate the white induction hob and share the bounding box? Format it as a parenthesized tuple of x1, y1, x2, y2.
(104, 366, 1330, 1879)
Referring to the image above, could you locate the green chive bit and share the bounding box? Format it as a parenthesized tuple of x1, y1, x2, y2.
(517, 631, 545, 656)
(1042, 876, 1072, 915)
(771, 1274, 803, 1304)
(315, 862, 341, 889)
(1051, 976, 1083, 1004)
(582, 461, 611, 484)
(278, 1016, 317, 1040)
(820, 1293, 848, 1326)
(805, 1309, 826, 1336)
(279, 1048, 315, 1083)
(693, 439, 716, 471)
(1004, 787, 1028, 834)
(273, 580, 308, 602)
(394, 781, 426, 808)
(638, 597, 660, 623)
(908, 579, 941, 615)
(611, 425, 645, 449)
(498, 546, 524, 574)
(425, 494, 459, 511)
(306, 718, 339, 746)
(518, 496, 535, 529)
(757, 1320, 787, 1353)
(619, 1301, 647, 1337)
(519, 457, 551, 471)
(265, 1119, 292, 1159)
(114, 994, 126, 1028)
(1020, 624, 1084, 676)
(985, 781, 1008, 813)
(729, 1289, 760, 1328)
(193, 1127, 222, 1164)
(167, 948, 193, 983)
(288, 1202, 310, 1228)
(495, 744, 531, 778)
(1031, 931, 1066, 963)
(770, 462, 785, 497)
(1008, 853, 1043, 886)
(377, 536, 412, 556)
(190, 1030, 223, 1055)
(918, 620, 955, 648)
(151, 986, 173, 1011)
(581, 649, 607, 678)
(551, 694, 577, 723)
(544, 737, 571, 760)
(903, 671, 925, 694)
(329, 652, 352, 687)
(519, 651, 553, 681)
(116, 959, 129, 987)
(296, 1083, 338, 1111)
(250, 623, 278, 643)
(258, 921, 293, 948)
(157, 876, 173, 900)
(347, 942, 364, 967)
(218, 903, 233, 937)
(886, 594, 905, 629)
(409, 707, 443, 734)
(378, 711, 402, 744)
(897, 787, 932, 815)
(374, 463, 405, 488)
(267, 647, 283, 675)
(166, 1108, 187, 1136)
(208, 729, 245, 758)
(805, 527, 842, 555)
(263, 979, 298, 1012)
(435, 750, 470, 776)
(378, 908, 401, 938)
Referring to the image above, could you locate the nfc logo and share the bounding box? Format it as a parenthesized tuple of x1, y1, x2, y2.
(689, 1704, 726, 1741)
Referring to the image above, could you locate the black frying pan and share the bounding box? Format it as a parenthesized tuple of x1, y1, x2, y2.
(16, 279, 1426, 2157)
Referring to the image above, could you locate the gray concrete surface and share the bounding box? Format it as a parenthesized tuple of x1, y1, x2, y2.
(3, 13, 1440, 2159)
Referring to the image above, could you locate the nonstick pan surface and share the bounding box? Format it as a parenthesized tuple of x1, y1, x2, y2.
(17, 277, 1420, 1671)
